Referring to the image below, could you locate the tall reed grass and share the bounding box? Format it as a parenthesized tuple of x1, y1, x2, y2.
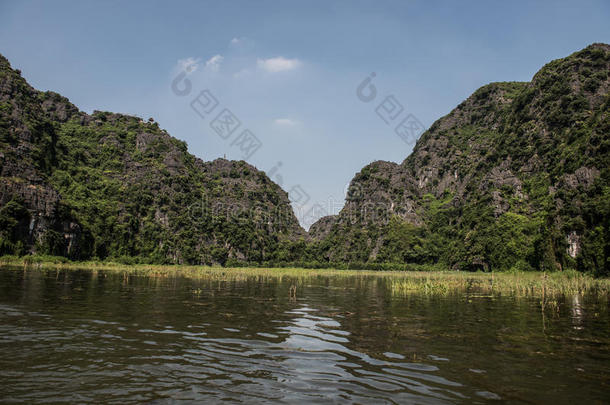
(1, 256, 608, 298)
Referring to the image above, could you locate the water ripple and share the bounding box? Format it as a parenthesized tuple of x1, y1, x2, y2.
(0, 302, 477, 404)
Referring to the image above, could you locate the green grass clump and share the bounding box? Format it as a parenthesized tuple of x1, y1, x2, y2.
(389, 270, 610, 298)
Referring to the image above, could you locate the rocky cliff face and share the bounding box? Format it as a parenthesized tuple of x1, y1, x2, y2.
(2, 44, 608, 274)
(312, 44, 610, 275)
(0, 54, 304, 264)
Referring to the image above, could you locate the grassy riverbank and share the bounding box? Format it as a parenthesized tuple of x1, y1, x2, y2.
(1, 255, 609, 298)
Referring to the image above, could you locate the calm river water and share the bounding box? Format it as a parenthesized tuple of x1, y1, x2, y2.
(0, 267, 608, 403)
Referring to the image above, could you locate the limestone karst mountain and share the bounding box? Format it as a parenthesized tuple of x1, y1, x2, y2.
(0, 54, 304, 264)
(310, 44, 609, 275)
(1, 44, 608, 274)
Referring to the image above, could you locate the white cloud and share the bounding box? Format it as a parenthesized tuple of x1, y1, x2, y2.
(257, 57, 302, 73)
(205, 54, 224, 71)
(274, 118, 299, 126)
(233, 68, 251, 79)
(230, 37, 241, 45)
(177, 57, 201, 73)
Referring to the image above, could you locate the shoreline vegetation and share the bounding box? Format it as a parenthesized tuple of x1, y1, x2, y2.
(1, 255, 609, 299)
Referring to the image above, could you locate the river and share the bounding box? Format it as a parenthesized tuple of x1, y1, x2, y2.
(0, 267, 608, 403)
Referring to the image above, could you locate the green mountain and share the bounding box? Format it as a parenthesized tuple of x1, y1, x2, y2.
(0, 54, 304, 264)
(310, 43, 609, 276)
(1, 44, 608, 275)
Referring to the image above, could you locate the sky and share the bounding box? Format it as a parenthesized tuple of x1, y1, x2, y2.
(1, 0, 609, 228)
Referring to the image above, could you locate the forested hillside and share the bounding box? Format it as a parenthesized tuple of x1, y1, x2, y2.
(1, 44, 608, 275)
(308, 44, 609, 276)
(0, 54, 304, 264)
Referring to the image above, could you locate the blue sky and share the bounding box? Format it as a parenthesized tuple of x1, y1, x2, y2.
(1, 0, 609, 228)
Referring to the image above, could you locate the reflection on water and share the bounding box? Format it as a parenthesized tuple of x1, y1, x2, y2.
(571, 294, 584, 330)
(0, 268, 608, 403)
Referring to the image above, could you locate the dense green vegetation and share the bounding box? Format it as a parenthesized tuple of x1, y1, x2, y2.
(307, 44, 610, 276)
(0, 45, 608, 275)
(0, 54, 303, 265)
